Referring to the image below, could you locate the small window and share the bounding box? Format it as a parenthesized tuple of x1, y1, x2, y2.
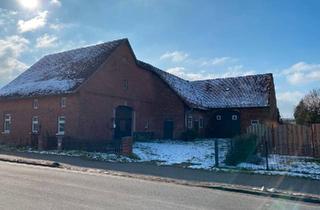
(61, 97, 66, 108)
(57, 116, 65, 135)
(33, 99, 39, 109)
(123, 80, 128, 90)
(216, 115, 222, 121)
(32, 116, 39, 133)
(187, 115, 193, 129)
(232, 115, 238, 121)
(3, 114, 11, 133)
(251, 120, 259, 125)
(199, 118, 204, 128)
(145, 120, 149, 129)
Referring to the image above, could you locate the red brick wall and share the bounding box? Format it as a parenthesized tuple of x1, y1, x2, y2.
(75, 42, 186, 141)
(0, 42, 186, 146)
(0, 41, 279, 145)
(0, 94, 80, 146)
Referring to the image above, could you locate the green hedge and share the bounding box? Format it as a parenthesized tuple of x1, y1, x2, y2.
(225, 134, 261, 166)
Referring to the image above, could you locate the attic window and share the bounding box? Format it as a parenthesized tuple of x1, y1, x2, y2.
(33, 99, 39, 109)
(123, 80, 128, 90)
(61, 97, 66, 108)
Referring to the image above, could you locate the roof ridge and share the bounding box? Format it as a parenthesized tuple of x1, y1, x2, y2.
(43, 38, 127, 58)
(191, 73, 273, 82)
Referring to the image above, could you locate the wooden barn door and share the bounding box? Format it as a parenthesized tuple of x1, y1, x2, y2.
(163, 120, 174, 139)
(114, 106, 133, 140)
(207, 110, 240, 138)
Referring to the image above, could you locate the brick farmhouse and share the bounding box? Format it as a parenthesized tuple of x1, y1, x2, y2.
(0, 39, 278, 148)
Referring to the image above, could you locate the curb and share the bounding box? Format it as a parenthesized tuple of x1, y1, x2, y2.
(61, 164, 320, 204)
(0, 155, 60, 168)
(0, 155, 319, 204)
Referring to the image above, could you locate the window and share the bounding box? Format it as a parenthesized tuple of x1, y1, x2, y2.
(57, 116, 65, 134)
(3, 114, 11, 133)
(61, 97, 66, 108)
(145, 120, 149, 129)
(187, 115, 193, 129)
(199, 118, 204, 128)
(251, 120, 259, 125)
(216, 115, 222, 121)
(123, 79, 128, 90)
(32, 116, 39, 133)
(33, 99, 39, 109)
(232, 115, 238, 121)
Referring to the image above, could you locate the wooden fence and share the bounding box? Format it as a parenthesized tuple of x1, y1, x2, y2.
(247, 123, 320, 158)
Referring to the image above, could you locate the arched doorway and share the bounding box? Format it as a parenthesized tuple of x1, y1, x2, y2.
(114, 106, 133, 140)
(206, 110, 240, 138)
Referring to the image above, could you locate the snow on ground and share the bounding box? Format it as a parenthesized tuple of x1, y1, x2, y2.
(1, 139, 320, 180)
(237, 154, 320, 179)
(133, 139, 229, 169)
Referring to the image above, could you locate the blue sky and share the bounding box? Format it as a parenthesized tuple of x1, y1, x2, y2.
(0, 0, 319, 118)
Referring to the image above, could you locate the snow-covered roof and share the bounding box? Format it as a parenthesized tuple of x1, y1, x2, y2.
(137, 60, 273, 109)
(0, 39, 125, 98)
(0, 38, 273, 109)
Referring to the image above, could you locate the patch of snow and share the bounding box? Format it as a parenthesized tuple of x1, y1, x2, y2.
(236, 154, 320, 180)
(133, 139, 229, 169)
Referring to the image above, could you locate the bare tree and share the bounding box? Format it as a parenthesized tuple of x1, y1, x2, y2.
(294, 89, 320, 124)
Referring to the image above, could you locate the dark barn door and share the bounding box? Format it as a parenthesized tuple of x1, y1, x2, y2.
(207, 110, 240, 138)
(163, 120, 174, 139)
(114, 106, 133, 140)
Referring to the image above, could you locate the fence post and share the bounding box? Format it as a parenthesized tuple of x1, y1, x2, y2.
(311, 124, 315, 158)
(264, 135, 269, 171)
(215, 139, 219, 168)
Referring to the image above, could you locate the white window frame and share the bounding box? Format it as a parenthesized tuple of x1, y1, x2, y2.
(61, 97, 67, 108)
(216, 115, 222, 121)
(3, 114, 11, 134)
(199, 118, 204, 128)
(232, 115, 238, 121)
(33, 99, 39, 109)
(32, 116, 39, 133)
(57, 116, 66, 135)
(187, 115, 193, 129)
(251, 120, 260, 125)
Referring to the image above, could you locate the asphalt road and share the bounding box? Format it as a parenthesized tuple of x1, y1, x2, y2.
(0, 161, 318, 210)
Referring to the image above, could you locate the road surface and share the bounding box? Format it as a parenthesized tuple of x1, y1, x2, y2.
(0, 161, 318, 210)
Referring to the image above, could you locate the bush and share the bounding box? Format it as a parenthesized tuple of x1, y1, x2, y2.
(180, 129, 198, 141)
(225, 134, 260, 166)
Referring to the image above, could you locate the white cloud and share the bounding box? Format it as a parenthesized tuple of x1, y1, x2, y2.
(283, 61, 320, 85)
(36, 34, 58, 48)
(49, 23, 64, 30)
(50, 0, 62, 7)
(277, 91, 304, 104)
(166, 67, 212, 81)
(0, 8, 18, 26)
(160, 51, 189, 62)
(0, 36, 29, 86)
(276, 91, 305, 118)
(200, 57, 234, 66)
(17, 11, 48, 33)
(166, 66, 255, 81)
